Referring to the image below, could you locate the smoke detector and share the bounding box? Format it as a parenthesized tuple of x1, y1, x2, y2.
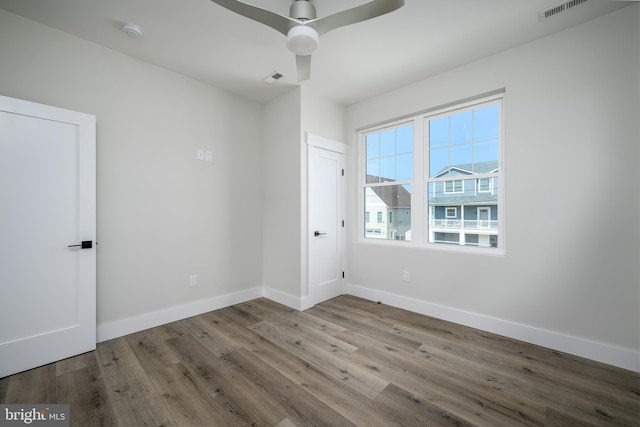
(122, 22, 143, 39)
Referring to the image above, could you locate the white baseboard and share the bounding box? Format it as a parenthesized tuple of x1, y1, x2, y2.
(346, 283, 640, 373)
(263, 286, 314, 311)
(95, 283, 639, 373)
(96, 287, 263, 343)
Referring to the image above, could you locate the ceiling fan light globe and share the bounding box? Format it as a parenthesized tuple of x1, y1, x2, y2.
(286, 26, 319, 56)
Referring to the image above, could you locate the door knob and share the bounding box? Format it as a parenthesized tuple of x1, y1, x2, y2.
(68, 240, 93, 249)
(314, 231, 326, 237)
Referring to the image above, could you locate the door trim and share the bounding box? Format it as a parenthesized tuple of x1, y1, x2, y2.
(307, 133, 346, 154)
(306, 133, 346, 308)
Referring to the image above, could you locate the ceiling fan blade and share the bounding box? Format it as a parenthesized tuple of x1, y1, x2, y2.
(296, 55, 312, 82)
(209, 0, 298, 35)
(312, 0, 404, 36)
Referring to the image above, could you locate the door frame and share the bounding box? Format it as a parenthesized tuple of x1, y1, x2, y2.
(306, 133, 346, 308)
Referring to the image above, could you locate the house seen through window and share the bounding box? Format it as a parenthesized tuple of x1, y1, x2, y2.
(361, 93, 504, 251)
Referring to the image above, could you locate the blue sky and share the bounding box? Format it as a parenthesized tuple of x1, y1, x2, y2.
(366, 103, 499, 182)
(429, 104, 499, 177)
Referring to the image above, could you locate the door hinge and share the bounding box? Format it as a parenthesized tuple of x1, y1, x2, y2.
(342, 271, 345, 278)
(342, 220, 345, 227)
(341, 169, 344, 176)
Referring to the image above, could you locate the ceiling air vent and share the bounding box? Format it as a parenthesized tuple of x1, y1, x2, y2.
(263, 71, 286, 84)
(539, 0, 589, 21)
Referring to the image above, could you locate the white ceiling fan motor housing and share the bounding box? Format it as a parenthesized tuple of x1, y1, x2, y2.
(286, 25, 319, 55)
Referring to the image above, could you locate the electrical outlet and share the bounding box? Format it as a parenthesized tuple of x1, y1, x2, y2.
(189, 274, 198, 287)
(205, 150, 213, 162)
(402, 271, 410, 282)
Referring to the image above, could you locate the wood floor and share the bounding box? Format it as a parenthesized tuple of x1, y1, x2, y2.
(1, 296, 638, 426)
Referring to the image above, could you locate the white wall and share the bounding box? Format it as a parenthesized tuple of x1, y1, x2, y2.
(0, 10, 264, 337)
(262, 88, 303, 303)
(301, 85, 346, 144)
(301, 86, 346, 300)
(262, 85, 345, 306)
(345, 5, 640, 371)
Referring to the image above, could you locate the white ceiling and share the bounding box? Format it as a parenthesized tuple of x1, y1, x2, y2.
(0, 0, 635, 105)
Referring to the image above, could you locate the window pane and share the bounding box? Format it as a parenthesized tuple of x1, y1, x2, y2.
(364, 184, 411, 241)
(429, 147, 448, 178)
(380, 129, 396, 157)
(397, 153, 412, 181)
(450, 111, 472, 144)
(365, 124, 413, 183)
(429, 117, 449, 148)
(366, 159, 380, 182)
(380, 156, 396, 181)
(451, 144, 472, 167)
(366, 134, 379, 159)
(429, 102, 500, 177)
(428, 177, 498, 248)
(474, 140, 499, 164)
(397, 125, 413, 153)
(474, 104, 499, 140)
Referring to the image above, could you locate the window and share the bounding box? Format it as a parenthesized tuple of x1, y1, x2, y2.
(360, 93, 504, 252)
(365, 211, 370, 223)
(477, 177, 492, 193)
(427, 98, 501, 249)
(444, 180, 463, 193)
(363, 123, 413, 241)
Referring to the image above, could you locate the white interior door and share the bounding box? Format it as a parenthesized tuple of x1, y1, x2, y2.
(308, 134, 345, 306)
(0, 95, 96, 378)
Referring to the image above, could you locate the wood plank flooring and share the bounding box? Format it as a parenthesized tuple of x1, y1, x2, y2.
(2, 295, 639, 426)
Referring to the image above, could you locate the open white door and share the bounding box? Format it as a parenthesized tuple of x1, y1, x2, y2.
(308, 134, 345, 306)
(0, 95, 96, 378)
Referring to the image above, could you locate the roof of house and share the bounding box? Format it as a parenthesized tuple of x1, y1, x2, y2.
(433, 160, 498, 178)
(366, 176, 411, 207)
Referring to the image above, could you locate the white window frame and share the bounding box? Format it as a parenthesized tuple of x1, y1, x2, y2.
(477, 177, 492, 194)
(444, 180, 464, 194)
(445, 207, 457, 218)
(358, 92, 505, 255)
(361, 119, 415, 243)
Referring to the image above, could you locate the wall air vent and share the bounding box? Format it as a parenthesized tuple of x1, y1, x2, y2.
(539, 0, 589, 21)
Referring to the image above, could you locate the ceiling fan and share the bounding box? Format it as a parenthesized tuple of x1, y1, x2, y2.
(209, 0, 405, 81)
